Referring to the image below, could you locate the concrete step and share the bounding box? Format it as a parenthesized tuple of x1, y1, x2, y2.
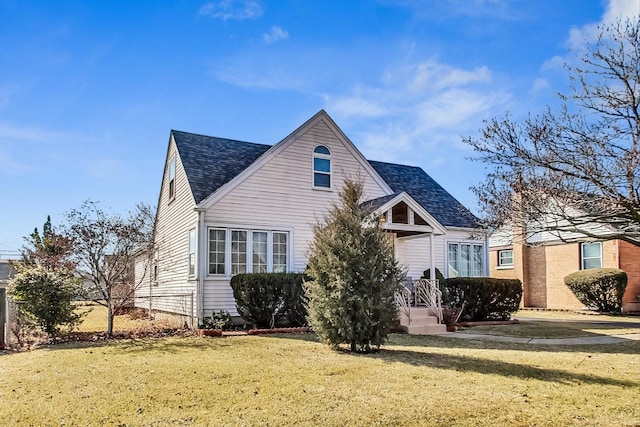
(399, 314, 438, 327)
(406, 324, 448, 335)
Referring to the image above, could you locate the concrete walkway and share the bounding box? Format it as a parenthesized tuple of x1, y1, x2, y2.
(445, 331, 640, 345)
(441, 315, 640, 345)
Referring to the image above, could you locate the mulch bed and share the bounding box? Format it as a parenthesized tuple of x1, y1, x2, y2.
(455, 319, 520, 327)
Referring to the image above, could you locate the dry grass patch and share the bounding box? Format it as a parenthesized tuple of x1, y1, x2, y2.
(514, 309, 640, 323)
(1, 334, 638, 426)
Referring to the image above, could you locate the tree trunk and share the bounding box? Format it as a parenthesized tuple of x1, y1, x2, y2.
(107, 303, 114, 336)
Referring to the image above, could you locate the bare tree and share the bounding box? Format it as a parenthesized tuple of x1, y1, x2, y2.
(64, 201, 155, 335)
(465, 18, 640, 246)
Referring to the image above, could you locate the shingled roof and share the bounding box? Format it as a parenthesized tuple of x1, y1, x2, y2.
(171, 129, 479, 229)
(368, 160, 479, 229)
(171, 130, 271, 204)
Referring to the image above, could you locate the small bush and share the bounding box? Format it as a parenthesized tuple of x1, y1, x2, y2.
(202, 310, 233, 330)
(230, 273, 308, 328)
(445, 277, 522, 321)
(564, 268, 627, 313)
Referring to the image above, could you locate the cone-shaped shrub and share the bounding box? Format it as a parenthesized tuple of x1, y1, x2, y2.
(305, 178, 405, 353)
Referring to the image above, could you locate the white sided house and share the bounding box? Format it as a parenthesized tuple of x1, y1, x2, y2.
(136, 110, 487, 331)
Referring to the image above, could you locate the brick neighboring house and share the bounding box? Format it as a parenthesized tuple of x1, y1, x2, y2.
(490, 228, 640, 313)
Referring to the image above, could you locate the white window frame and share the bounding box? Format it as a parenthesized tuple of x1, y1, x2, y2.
(497, 249, 514, 268)
(312, 145, 332, 190)
(168, 157, 176, 201)
(207, 227, 290, 277)
(188, 228, 196, 278)
(208, 228, 227, 275)
(581, 242, 602, 270)
(447, 241, 485, 278)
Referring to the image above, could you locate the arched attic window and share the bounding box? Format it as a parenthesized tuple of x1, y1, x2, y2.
(313, 145, 331, 189)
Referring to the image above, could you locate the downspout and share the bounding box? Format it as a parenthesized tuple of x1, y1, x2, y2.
(484, 235, 490, 276)
(196, 208, 205, 327)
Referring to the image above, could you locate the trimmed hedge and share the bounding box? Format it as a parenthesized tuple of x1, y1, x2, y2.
(564, 268, 627, 313)
(445, 277, 522, 321)
(230, 273, 308, 328)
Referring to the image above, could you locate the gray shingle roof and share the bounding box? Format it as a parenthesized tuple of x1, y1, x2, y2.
(170, 129, 479, 229)
(368, 160, 479, 228)
(360, 193, 402, 213)
(171, 130, 271, 204)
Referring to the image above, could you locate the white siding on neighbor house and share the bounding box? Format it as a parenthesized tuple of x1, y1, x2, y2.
(136, 136, 198, 317)
(201, 118, 389, 315)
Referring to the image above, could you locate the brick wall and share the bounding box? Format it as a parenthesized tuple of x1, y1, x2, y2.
(524, 246, 549, 307)
(543, 243, 584, 309)
(620, 241, 640, 312)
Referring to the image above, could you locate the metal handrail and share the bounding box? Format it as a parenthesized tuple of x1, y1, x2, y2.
(414, 279, 443, 323)
(394, 284, 412, 323)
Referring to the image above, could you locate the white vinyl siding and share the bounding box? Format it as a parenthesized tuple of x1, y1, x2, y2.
(135, 136, 198, 318)
(201, 118, 389, 314)
(581, 242, 602, 270)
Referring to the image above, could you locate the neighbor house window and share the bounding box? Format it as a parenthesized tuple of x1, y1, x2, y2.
(188, 228, 196, 277)
(208, 228, 289, 276)
(498, 249, 514, 267)
(448, 242, 484, 277)
(581, 242, 602, 270)
(168, 157, 176, 200)
(313, 145, 331, 188)
(208, 229, 226, 275)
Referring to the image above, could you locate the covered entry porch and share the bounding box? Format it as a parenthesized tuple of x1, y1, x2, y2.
(366, 192, 448, 334)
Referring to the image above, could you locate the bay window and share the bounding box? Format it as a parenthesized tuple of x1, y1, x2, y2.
(208, 228, 289, 276)
(448, 242, 485, 277)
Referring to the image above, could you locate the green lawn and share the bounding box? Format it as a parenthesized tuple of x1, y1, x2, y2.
(1, 333, 638, 426)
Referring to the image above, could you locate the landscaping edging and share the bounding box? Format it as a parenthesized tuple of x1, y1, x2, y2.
(455, 319, 520, 327)
(197, 326, 313, 337)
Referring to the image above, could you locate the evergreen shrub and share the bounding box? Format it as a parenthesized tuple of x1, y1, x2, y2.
(445, 277, 522, 321)
(230, 273, 308, 328)
(564, 268, 627, 313)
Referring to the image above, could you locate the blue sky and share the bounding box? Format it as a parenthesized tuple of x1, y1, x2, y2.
(1, 0, 638, 253)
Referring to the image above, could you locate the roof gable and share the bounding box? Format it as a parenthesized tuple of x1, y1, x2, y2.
(196, 110, 391, 209)
(368, 160, 479, 229)
(171, 130, 271, 204)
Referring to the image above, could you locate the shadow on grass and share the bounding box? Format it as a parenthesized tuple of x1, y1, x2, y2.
(370, 346, 638, 388)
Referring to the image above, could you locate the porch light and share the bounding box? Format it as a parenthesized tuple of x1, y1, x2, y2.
(379, 215, 386, 223)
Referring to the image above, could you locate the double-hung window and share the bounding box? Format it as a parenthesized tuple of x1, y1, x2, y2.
(448, 242, 485, 277)
(313, 145, 331, 189)
(581, 242, 602, 270)
(498, 249, 514, 268)
(209, 229, 226, 275)
(208, 228, 289, 276)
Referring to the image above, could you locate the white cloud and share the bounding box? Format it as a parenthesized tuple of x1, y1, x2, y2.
(531, 78, 549, 92)
(323, 59, 511, 165)
(263, 26, 289, 44)
(567, 0, 639, 50)
(199, 0, 263, 20)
